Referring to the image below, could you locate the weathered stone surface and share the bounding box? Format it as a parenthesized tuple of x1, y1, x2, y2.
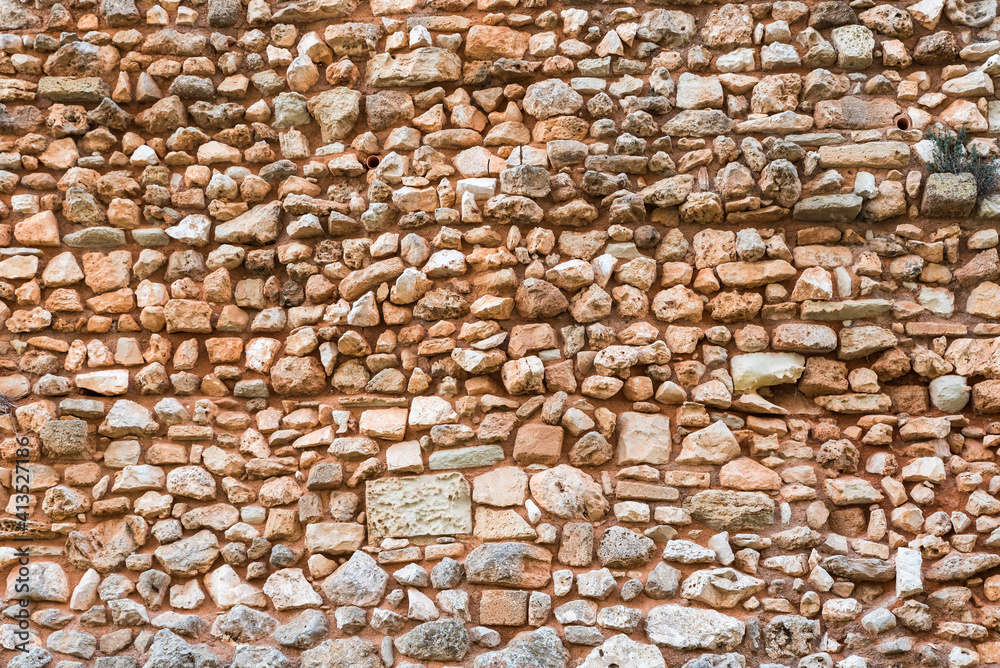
(795, 194, 864, 225)
(367, 48, 462, 87)
(307, 87, 362, 143)
(817, 142, 910, 168)
(814, 98, 900, 129)
(616, 412, 671, 465)
(925, 554, 1000, 581)
(214, 202, 282, 245)
(271, 0, 357, 21)
(645, 605, 746, 651)
(472, 626, 568, 668)
(0, 0, 992, 662)
(822, 556, 896, 581)
(366, 472, 472, 539)
(395, 619, 471, 661)
(597, 526, 656, 568)
(676, 421, 741, 465)
(685, 491, 776, 531)
(153, 530, 219, 576)
(0, 0, 40, 29)
(530, 465, 609, 521)
(66, 517, 148, 574)
(921, 172, 978, 218)
(321, 551, 388, 607)
(466, 543, 553, 588)
(143, 630, 219, 668)
(301, 637, 382, 668)
(681, 568, 766, 608)
(579, 635, 664, 668)
(6, 563, 68, 602)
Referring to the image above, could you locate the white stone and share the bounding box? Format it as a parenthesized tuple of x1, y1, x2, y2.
(579, 634, 665, 668)
(616, 412, 671, 465)
(645, 604, 745, 651)
(69, 569, 100, 611)
(680, 568, 765, 608)
(263, 568, 324, 610)
(408, 396, 458, 429)
(75, 370, 130, 396)
(367, 472, 472, 539)
(731, 352, 806, 393)
(830, 25, 874, 70)
(675, 421, 741, 465)
(929, 375, 970, 412)
(166, 215, 212, 246)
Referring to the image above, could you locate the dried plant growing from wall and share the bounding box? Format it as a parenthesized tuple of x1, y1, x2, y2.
(925, 125, 1000, 196)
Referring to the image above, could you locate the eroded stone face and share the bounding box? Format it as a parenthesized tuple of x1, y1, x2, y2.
(2, 0, 999, 665)
(645, 604, 746, 651)
(365, 471, 472, 539)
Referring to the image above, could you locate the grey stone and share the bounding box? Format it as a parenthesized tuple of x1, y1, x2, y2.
(564, 626, 605, 646)
(210, 605, 277, 643)
(38, 77, 111, 103)
(66, 517, 148, 575)
(301, 638, 382, 668)
(0, 0, 40, 29)
(395, 619, 470, 662)
(62, 227, 127, 248)
(231, 645, 289, 668)
(822, 556, 896, 582)
(153, 530, 220, 577)
(320, 550, 388, 607)
(661, 110, 733, 137)
(645, 605, 745, 651)
(208, 0, 240, 26)
(95, 659, 140, 668)
(920, 172, 978, 218)
(523, 80, 584, 120)
(529, 465, 609, 521)
(680, 568, 766, 608)
(814, 97, 900, 130)
(645, 562, 681, 599)
(46, 630, 97, 659)
(271, 0, 356, 20)
(472, 627, 568, 668)
(925, 553, 1000, 581)
(431, 558, 463, 589)
(149, 611, 210, 638)
(6, 562, 68, 602)
(39, 419, 89, 458)
(366, 48, 462, 88)
(597, 527, 656, 568)
(7, 648, 51, 668)
(466, 543, 552, 588)
(141, 629, 220, 668)
(763, 615, 820, 659)
(141, 30, 207, 56)
(681, 653, 746, 668)
(579, 634, 664, 668)
(307, 87, 362, 143)
(275, 609, 330, 649)
(792, 194, 864, 222)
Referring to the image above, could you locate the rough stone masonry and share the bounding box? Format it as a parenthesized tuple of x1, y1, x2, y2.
(6, 0, 1000, 666)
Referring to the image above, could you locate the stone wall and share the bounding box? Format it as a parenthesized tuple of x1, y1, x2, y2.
(4, 0, 1000, 666)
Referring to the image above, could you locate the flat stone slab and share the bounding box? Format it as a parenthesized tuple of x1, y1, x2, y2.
(366, 472, 472, 539)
